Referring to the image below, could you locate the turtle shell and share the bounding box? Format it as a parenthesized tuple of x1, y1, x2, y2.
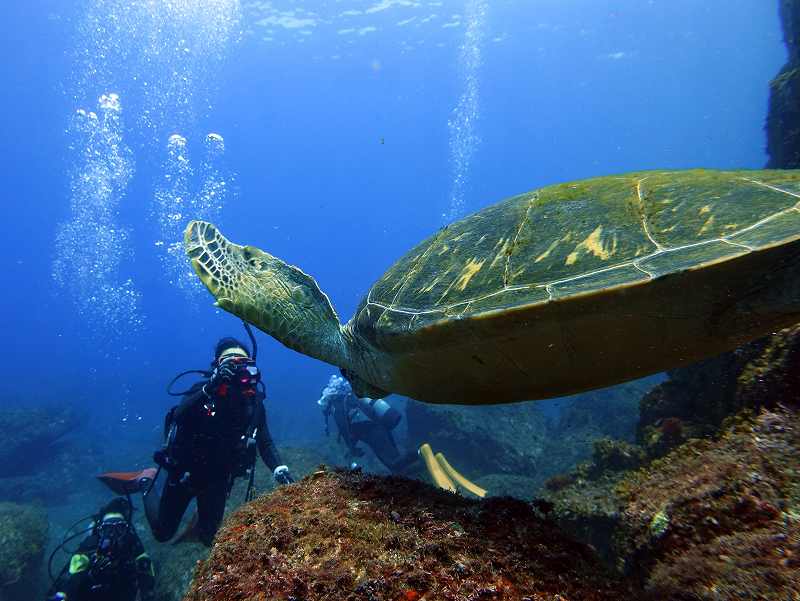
(354, 169, 800, 348)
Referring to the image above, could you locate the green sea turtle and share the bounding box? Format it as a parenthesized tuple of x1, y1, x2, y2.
(185, 169, 800, 405)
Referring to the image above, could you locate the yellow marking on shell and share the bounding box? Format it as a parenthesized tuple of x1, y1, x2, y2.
(699, 205, 712, 214)
(535, 239, 560, 263)
(724, 223, 738, 230)
(490, 239, 511, 268)
(452, 233, 470, 242)
(418, 276, 442, 294)
(437, 245, 450, 255)
(455, 258, 485, 291)
(477, 234, 487, 244)
(493, 237, 507, 249)
(698, 215, 715, 235)
(565, 226, 610, 266)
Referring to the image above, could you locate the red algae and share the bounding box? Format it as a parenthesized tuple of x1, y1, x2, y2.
(183, 469, 634, 601)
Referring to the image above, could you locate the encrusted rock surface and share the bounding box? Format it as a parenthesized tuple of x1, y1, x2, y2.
(0, 502, 48, 601)
(617, 407, 800, 599)
(767, 0, 800, 168)
(184, 469, 635, 601)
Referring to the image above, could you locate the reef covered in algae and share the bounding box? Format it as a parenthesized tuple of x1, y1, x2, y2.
(0, 502, 48, 601)
(184, 469, 635, 601)
(616, 407, 800, 599)
(542, 324, 800, 599)
(767, 0, 800, 168)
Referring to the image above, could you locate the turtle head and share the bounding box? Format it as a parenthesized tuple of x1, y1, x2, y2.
(184, 221, 351, 368)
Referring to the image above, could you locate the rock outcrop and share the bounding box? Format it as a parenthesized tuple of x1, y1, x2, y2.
(767, 0, 800, 168)
(0, 503, 48, 601)
(184, 469, 636, 600)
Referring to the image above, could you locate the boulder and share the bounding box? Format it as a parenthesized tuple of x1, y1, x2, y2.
(183, 469, 636, 600)
(0, 502, 48, 601)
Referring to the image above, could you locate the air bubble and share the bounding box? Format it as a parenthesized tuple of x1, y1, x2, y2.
(445, 0, 487, 223)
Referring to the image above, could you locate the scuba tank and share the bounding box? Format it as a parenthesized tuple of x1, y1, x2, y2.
(355, 396, 401, 430)
(319, 374, 401, 431)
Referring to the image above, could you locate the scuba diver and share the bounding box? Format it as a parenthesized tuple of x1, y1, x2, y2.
(318, 373, 418, 473)
(46, 497, 155, 601)
(103, 336, 293, 547)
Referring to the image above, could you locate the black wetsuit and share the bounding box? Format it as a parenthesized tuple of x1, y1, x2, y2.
(47, 516, 154, 601)
(327, 392, 416, 473)
(145, 382, 281, 546)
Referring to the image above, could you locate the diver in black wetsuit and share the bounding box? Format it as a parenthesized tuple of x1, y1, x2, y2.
(46, 497, 155, 601)
(318, 374, 417, 473)
(142, 338, 292, 547)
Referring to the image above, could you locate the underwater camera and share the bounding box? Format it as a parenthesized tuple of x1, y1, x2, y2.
(220, 356, 261, 389)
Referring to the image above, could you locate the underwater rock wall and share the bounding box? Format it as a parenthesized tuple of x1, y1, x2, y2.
(615, 407, 800, 599)
(183, 469, 635, 601)
(766, 0, 800, 168)
(542, 325, 800, 597)
(406, 379, 650, 499)
(0, 407, 79, 478)
(0, 503, 48, 601)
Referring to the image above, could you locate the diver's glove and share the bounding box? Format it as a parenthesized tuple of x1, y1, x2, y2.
(273, 465, 294, 485)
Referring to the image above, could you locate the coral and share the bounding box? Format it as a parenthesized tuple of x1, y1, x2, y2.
(0, 502, 48, 599)
(184, 469, 637, 600)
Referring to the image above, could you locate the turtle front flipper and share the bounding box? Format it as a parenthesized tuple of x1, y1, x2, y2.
(184, 221, 352, 369)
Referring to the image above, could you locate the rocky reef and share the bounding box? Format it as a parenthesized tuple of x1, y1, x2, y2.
(0, 407, 80, 478)
(148, 446, 328, 601)
(0, 503, 48, 601)
(184, 469, 635, 601)
(767, 0, 800, 168)
(615, 406, 800, 599)
(406, 378, 651, 499)
(0, 406, 99, 506)
(541, 323, 800, 598)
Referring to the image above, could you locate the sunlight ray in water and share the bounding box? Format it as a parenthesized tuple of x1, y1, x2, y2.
(445, 0, 487, 223)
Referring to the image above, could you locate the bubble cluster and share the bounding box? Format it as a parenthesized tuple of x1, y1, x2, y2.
(445, 0, 488, 223)
(71, 0, 242, 141)
(53, 94, 144, 336)
(154, 132, 234, 297)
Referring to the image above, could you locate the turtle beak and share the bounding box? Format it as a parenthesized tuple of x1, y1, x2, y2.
(184, 220, 227, 301)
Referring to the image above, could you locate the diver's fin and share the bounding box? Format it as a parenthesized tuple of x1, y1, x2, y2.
(434, 452, 487, 498)
(418, 443, 456, 492)
(172, 511, 200, 545)
(97, 468, 158, 495)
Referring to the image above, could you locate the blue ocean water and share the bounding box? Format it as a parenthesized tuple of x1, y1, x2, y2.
(0, 0, 785, 475)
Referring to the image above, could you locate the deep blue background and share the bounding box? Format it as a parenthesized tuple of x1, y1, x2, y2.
(0, 1, 786, 444)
